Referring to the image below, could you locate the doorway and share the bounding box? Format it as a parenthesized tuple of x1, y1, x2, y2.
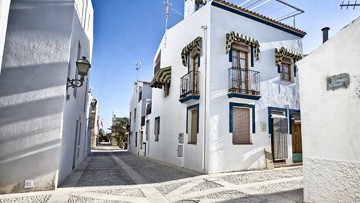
(271, 111, 288, 162)
(292, 113, 302, 162)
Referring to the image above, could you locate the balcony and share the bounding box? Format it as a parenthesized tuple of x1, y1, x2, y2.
(179, 70, 200, 103)
(228, 67, 261, 100)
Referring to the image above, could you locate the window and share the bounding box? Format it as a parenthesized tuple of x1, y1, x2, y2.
(74, 42, 81, 98)
(187, 104, 199, 144)
(134, 108, 136, 122)
(140, 132, 143, 149)
(135, 132, 138, 148)
(154, 117, 160, 141)
(230, 44, 251, 92)
(281, 57, 292, 82)
(233, 107, 251, 144)
(138, 86, 142, 102)
(231, 43, 249, 69)
(154, 51, 161, 74)
(146, 120, 150, 140)
(230, 103, 255, 144)
(164, 83, 170, 97)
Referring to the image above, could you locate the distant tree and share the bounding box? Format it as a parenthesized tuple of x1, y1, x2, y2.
(98, 128, 108, 142)
(110, 117, 129, 148)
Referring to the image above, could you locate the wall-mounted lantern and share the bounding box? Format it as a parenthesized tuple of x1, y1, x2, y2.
(67, 56, 91, 89)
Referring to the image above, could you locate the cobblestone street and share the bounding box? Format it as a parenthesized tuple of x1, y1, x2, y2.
(0, 149, 304, 203)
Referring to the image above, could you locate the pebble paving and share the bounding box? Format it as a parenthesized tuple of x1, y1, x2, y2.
(0, 195, 51, 203)
(0, 149, 304, 203)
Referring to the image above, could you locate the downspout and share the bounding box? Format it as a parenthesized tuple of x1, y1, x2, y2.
(201, 25, 208, 172)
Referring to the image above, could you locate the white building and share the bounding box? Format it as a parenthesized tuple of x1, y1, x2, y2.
(0, 0, 93, 193)
(139, 0, 306, 173)
(129, 81, 152, 155)
(298, 17, 360, 202)
(0, 0, 11, 74)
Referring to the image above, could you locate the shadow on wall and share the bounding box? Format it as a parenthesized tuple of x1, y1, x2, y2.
(0, 62, 66, 194)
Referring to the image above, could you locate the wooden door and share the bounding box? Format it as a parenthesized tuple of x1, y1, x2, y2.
(292, 123, 302, 153)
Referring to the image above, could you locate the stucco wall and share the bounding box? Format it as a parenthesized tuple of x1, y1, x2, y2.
(58, 7, 92, 185)
(145, 4, 211, 172)
(298, 17, 360, 202)
(143, 2, 303, 173)
(206, 5, 302, 173)
(0, 0, 93, 193)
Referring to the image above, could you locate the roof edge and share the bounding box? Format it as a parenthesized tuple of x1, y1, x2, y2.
(211, 0, 306, 38)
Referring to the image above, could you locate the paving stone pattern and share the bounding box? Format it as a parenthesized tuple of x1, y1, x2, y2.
(221, 167, 302, 185)
(75, 152, 135, 187)
(0, 195, 52, 203)
(184, 180, 223, 193)
(0, 150, 304, 203)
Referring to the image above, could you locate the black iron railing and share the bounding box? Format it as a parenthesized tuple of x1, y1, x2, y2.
(228, 67, 260, 95)
(180, 70, 199, 98)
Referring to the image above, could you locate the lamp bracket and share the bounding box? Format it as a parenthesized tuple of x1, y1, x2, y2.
(67, 76, 85, 89)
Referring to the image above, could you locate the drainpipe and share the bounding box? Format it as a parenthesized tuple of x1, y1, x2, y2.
(321, 27, 330, 43)
(201, 25, 208, 172)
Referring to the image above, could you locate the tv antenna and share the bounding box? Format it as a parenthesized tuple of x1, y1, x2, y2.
(164, 0, 172, 48)
(340, 1, 360, 9)
(135, 60, 141, 82)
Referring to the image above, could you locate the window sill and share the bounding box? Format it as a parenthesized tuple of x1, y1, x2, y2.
(187, 142, 197, 145)
(233, 143, 253, 145)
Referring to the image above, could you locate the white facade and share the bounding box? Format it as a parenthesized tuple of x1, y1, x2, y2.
(0, 0, 11, 74)
(298, 17, 360, 202)
(0, 0, 93, 194)
(140, 0, 305, 173)
(129, 81, 152, 156)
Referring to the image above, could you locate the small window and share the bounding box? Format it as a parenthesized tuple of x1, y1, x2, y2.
(164, 83, 170, 97)
(231, 43, 249, 69)
(233, 107, 251, 144)
(154, 117, 160, 141)
(146, 120, 150, 140)
(281, 57, 293, 82)
(188, 108, 198, 144)
(135, 132, 138, 148)
(138, 86, 142, 102)
(134, 108, 136, 122)
(154, 51, 161, 74)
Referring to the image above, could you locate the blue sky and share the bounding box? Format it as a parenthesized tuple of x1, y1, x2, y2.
(90, 0, 359, 130)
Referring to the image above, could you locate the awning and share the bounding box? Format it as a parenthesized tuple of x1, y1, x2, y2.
(196, 0, 207, 4)
(275, 47, 302, 66)
(150, 66, 171, 88)
(226, 31, 260, 60)
(181, 37, 202, 66)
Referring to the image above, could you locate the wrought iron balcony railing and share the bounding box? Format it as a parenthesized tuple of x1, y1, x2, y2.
(180, 70, 199, 98)
(228, 67, 260, 96)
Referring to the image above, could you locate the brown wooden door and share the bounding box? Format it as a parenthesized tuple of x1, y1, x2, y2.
(292, 123, 302, 153)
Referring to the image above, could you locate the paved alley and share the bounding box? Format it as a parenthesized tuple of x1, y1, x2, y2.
(0, 149, 304, 203)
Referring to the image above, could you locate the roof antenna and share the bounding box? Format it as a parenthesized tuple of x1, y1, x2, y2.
(135, 60, 141, 82)
(164, 0, 172, 48)
(340, 1, 360, 9)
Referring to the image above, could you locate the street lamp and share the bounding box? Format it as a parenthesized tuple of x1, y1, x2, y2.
(67, 56, 91, 89)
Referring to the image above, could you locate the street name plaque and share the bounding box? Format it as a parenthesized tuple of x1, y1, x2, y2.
(326, 73, 350, 91)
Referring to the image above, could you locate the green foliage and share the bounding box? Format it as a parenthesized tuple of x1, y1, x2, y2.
(111, 117, 129, 148)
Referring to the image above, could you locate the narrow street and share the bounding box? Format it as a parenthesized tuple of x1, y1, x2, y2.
(0, 149, 304, 203)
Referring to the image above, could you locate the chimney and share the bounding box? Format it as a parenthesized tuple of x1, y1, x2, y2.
(321, 27, 330, 43)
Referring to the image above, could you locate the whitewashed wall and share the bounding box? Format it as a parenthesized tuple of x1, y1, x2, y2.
(0, 0, 11, 74)
(298, 17, 360, 203)
(0, 0, 93, 193)
(207, 5, 303, 173)
(129, 82, 152, 155)
(147, 4, 211, 172)
(134, 2, 303, 173)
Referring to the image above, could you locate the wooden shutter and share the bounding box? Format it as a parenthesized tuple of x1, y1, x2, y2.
(190, 109, 198, 143)
(233, 107, 250, 144)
